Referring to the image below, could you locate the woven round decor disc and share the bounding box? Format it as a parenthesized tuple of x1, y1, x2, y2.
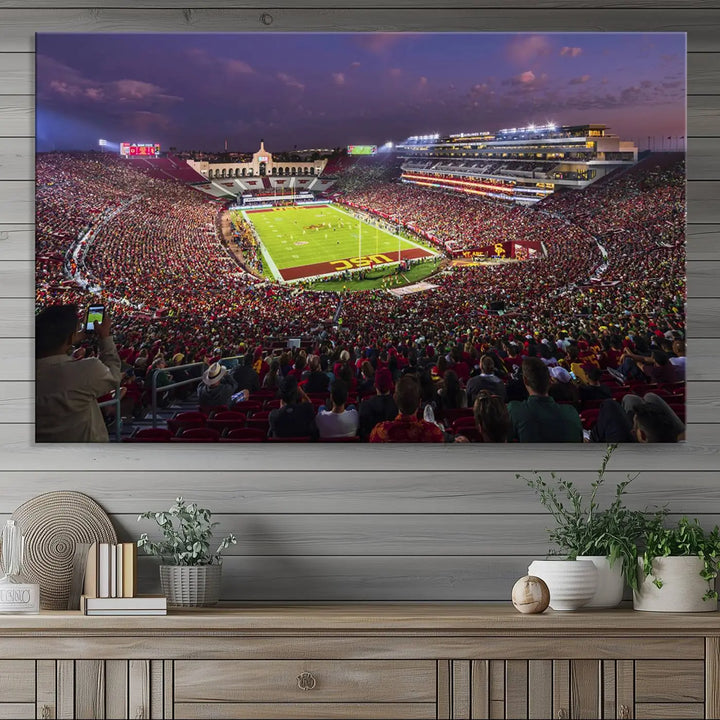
(11, 491, 117, 610)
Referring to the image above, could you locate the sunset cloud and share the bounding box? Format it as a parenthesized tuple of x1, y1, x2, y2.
(560, 46, 583, 57)
(507, 35, 551, 64)
(332, 72, 345, 85)
(277, 72, 304, 90)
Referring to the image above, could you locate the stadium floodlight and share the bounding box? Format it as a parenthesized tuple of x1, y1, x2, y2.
(98, 139, 107, 146)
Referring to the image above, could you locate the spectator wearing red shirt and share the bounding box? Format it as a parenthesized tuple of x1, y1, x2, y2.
(369, 376, 444, 443)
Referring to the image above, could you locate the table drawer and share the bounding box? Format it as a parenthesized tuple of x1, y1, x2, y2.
(174, 702, 437, 719)
(175, 660, 437, 703)
(0, 662, 34, 702)
(635, 660, 705, 702)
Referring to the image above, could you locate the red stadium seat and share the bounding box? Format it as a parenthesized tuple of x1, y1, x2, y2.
(443, 408, 474, 426)
(452, 416, 476, 435)
(197, 405, 229, 417)
(249, 391, 274, 402)
(167, 411, 206, 434)
(170, 427, 220, 443)
(265, 399, 282, 410)
(206, 411, 247, 434)
(124, 428, 173, 443)
(219, 428, 267, 443)
(235, 400, 263, 414)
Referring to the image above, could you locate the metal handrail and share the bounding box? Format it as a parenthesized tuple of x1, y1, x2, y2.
(150, 356, 251, 428)
(97, 381, 122, 442)
(151, 361, 207, 428)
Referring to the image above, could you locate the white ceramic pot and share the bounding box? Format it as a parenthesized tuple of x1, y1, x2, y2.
(576, 555, 624, 608)
(633, 556, 718, 613)
(527, 559, 598, 611)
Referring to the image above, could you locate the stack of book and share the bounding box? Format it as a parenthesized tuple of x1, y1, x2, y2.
(80, 542, 167, 616)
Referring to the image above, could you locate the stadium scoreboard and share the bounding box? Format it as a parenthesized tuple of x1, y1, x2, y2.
(347, 145, 377, 155)
(120, 142, 161, 157)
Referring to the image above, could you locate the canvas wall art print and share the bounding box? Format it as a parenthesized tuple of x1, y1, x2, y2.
(35, 32, 686, 443)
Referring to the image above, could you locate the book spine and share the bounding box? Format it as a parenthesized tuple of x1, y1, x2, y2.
(122, 543, 137, 598)
(110, 544, 117, 598)
(83, 543, 98, 599)
(116, 545, 124, 599)
(98, 543, 111, 598)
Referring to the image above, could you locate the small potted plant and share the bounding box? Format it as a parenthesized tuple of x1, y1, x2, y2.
(137, 497, 237, 607)
(633, 516, 720, 612)
(519, 444, 666, 609)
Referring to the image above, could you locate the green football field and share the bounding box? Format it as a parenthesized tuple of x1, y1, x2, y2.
(235, 204, 437, 282)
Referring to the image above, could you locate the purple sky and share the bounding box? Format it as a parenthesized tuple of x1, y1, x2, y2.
(36, 33, 686, 153)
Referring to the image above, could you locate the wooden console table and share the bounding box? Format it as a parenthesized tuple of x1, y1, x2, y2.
(0, 605, 718, 719)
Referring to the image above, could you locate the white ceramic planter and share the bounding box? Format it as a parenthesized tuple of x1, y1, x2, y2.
(633, 556, 718, 613)
(576, 555, 624, 608)
(527, 559, 598, 611)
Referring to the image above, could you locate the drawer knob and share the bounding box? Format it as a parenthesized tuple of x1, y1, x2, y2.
(556, 709, 568, 719)
(297, 671, 317, 691)
(619, 705, 631, 719)
(41, 705, 52, 720)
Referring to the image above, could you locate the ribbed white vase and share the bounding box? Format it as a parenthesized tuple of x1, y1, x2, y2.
(633, 556, 718, 612)
(576, 555, 624, 608)
(528, 559, 598, 611)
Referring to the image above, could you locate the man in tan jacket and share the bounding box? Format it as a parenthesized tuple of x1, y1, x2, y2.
(36, 304, 121, 442)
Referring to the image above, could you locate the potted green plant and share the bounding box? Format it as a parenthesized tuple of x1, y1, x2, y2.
(633, 516, 720, 612)
(137, 497, 237, 607)
(519, 444, 666, 608)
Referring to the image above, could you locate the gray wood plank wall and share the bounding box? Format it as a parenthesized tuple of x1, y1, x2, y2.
(1, 2, 717, 602)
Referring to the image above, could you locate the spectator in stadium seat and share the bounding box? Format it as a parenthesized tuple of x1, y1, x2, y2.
(623, 393, 684, 441)
(268, 376, 317, 439)
(591, 392, 684, 443)
(146, 356, 174, 408)
(358, 369, 397, 441)
(473, 390, 511, 443)
(579, 366, 613, 403)
(631, 400, 683, 443)
(262, 358, 282, 392)
(304, 355, 330, 394)
(369, 375, 444, 443)
(669, 339, 686, 379)
(548, 366, 581, 408)
(466, 356, 506, 405)
(36, 304, 121, 442)
(197, 362, 237, 409)
(231, 352, 260, 393)
(437, 370, 467, 411)
(315, 380, 359, 439)
(508, 358, 583, 442)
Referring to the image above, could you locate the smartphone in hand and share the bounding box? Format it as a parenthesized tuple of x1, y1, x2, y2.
(85, 305, 105, 332)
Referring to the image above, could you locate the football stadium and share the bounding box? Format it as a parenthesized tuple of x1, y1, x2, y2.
(35, 125, 686, 444)
(34, 28, 686, 444)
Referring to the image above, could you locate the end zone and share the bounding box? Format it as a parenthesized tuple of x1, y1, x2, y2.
(279, 247, 433, 282)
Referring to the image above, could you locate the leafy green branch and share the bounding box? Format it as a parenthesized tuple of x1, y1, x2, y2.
(517, 444, 666, 591)
(137, 497, 237, 566)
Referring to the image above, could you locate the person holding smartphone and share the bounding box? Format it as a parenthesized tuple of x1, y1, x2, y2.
(35, 303, 121, 442)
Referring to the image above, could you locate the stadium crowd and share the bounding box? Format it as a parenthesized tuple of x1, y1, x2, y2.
(35, 151, 686, 442)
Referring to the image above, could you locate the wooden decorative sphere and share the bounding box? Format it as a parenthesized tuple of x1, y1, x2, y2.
(512, 575, 550, 614)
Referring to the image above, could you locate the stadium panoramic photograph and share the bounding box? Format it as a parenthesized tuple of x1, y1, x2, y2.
(35, 32, 686, 444)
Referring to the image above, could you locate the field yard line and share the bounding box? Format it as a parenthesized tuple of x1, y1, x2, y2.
(242, 210, 282, 282)
(326, 203, 441, 258)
